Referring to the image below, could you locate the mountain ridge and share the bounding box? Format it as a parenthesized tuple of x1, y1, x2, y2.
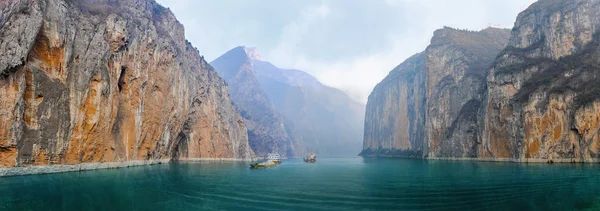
(211, 46, 295, 157)
(213, 46, 365, 157)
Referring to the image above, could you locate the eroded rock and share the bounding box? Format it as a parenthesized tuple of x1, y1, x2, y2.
(0, 0, 255, 168)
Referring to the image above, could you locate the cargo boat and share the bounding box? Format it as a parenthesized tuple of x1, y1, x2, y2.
(304, 153, 316, 163)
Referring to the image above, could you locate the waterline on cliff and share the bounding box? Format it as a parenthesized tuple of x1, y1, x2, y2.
(0, 157, 258, 177)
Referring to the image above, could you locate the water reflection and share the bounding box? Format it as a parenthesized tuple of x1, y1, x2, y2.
(0, 158, 599, 210)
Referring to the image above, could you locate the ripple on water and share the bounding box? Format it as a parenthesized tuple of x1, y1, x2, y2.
(1, 158, 600, 210)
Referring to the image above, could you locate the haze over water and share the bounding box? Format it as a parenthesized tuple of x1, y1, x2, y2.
(1, 158, 599, 210)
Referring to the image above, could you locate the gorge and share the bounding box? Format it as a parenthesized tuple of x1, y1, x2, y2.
(1, 0, 600, 177)
(4, 0, 600, 210)
(0, 0, 365, 176)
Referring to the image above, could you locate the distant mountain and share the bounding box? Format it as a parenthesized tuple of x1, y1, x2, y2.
(210, 47, 294, 157)
(252, 60, 365, 157)
(212, 47, 365, 157)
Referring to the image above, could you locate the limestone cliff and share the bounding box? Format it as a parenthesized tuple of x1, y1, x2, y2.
(210, 47, 294, 157)
(485, 0, 600, 162)
(363, 0, 600, 163)
(426, 27, 511, 158)
(361, 53, 427, 157)
(361, 27, 511, 158)
(0, 0, 255, 169)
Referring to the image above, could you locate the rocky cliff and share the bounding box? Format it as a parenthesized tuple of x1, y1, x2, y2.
(0, 0, 255, 169)
(210, 47, 294, 157)
(361, 27, 511, 158)
(485, 0, 600, 162)
(426, 27, 511, 158)
(363, 0, 600, 163)
(361, 53, 428, 157)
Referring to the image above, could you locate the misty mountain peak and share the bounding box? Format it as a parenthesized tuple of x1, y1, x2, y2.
(243, 46, 262, 60)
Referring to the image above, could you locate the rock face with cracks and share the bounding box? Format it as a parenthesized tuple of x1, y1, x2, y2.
(362, 27, 510, 159)
(363, 0, 600, 163)
(0, 0, 255, 169)
(485, 0, 600, 162)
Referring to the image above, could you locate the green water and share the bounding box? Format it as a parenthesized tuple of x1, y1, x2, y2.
(1, 158, 600, 210)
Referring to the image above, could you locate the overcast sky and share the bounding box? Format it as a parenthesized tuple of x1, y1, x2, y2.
(155, 0, 537, 103)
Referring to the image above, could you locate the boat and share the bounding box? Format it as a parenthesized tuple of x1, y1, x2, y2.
(250, 160, 279, 169)
(267, 152, 281, 164)
(304, 153, 316, 163)
(250, 152, 281, 169)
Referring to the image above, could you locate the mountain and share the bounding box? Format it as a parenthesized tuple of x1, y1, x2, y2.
(362, 27, 511, 158)
(212, 47, 365, 157)
(210, 47, 295, 157)
(363, 0, 600, 163)
(252, 59, 365, 157)
(0, 0, 254, 171)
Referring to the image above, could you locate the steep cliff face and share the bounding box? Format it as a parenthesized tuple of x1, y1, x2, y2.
(485, 0, 600, 162)
(210, 47, 294, 157)
(0, 0, 254, 168)
(361, 53, 427, 157)
(252, 59, 365, 157)
(364, 0, 600, 162)
(426, 27, 511, 158)
(361, 27, 510, 158)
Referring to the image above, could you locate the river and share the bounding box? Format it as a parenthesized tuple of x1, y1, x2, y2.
(1, 158, 599, 210)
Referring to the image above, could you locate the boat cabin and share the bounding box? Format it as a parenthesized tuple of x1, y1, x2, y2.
(267, 153, 280, 160)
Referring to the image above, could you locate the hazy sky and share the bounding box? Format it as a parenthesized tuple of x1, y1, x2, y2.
(155, 0, 537, 103)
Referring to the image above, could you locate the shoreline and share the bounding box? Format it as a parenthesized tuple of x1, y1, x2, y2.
(176, 157, 257, 162)
(0, 157, 257, 177)
(426, 157, 600, 163)
(4, 156, 599, 177)
(0, 159, 170, 177)
(361, 154, 600, 163)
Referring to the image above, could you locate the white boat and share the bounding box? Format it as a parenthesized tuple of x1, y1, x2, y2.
(267, 152, 280, 160)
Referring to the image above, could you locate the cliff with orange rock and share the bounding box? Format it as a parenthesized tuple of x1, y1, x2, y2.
(0, 0, 255, 174)
(362, 0, 600, 162)
(485, 0, 600, 162)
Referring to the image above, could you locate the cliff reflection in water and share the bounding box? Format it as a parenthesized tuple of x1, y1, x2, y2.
(1, 158, 600, 210)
